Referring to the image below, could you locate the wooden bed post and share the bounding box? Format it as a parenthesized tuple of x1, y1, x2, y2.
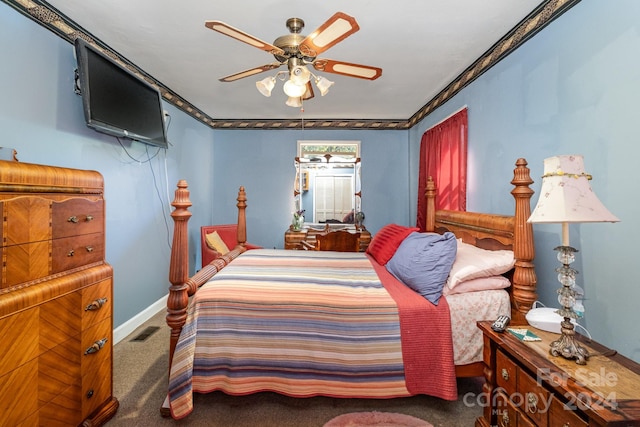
(167, 180, 192, 367)
(510, 158, 537, 325)
(236, 186, 247, 247)
(425, 177, 436, 232)
(166, 185, 250, 371)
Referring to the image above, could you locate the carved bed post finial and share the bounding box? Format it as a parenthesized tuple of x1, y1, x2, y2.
(236, 186, 247, 247)
(510, 158, 537, 324)
(167, 179, 192, 367)
(425, 177, 436, 232)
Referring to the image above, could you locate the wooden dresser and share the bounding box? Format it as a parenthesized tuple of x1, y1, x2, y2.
(476, 321, 640, 427)
(0, 160, 118, 426)
(284, 225, 371, 252)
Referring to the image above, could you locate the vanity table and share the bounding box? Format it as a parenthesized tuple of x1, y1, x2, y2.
(284, 225, 371, 252)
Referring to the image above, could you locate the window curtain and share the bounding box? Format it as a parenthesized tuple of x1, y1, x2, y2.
(416, 108, 468, 231)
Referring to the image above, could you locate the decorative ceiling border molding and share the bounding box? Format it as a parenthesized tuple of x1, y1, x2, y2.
(4, 0, 580, 131)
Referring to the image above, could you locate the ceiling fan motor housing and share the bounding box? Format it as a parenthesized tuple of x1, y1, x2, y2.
(286, 17, 304, 34)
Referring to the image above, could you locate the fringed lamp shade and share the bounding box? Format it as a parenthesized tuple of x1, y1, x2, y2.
(527, 154, 619, 365)
(528, 155, 619, 245)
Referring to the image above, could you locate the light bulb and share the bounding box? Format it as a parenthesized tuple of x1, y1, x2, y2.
(283, 79, 306, 97)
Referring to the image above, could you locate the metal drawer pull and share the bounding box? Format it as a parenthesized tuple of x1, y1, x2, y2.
(86, 246, 94, 252)
(563, 424, 570, 427)
(84, 337, 108, 355)
(68, 216, 79, 223)
(501, 368, 509, 381)
(85, 297, 108, 311)
(67, 249, 75, 257)
(526, 392, 538, 413)
(500, 411, 509, 426)
(86, 215, 94, 221)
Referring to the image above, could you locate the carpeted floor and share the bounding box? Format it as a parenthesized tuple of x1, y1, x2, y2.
(107, 310, 484, 426)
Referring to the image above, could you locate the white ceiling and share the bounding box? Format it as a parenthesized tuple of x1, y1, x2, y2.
(40, 0, 545, 124)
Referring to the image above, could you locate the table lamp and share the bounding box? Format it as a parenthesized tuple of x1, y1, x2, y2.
(528, 155, 619, 364)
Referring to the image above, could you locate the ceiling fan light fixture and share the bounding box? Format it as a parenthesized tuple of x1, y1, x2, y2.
(290, 65, 311, 85)
(315, 75, 334, 96)
(286, 96, 302, 108)
(283, 79, 307, 97)
(256, 76, 276, 97)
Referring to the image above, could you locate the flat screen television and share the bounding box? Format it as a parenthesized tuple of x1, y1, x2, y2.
(74, 38, 169, 149)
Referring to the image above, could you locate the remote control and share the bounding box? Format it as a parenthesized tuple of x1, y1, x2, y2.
(491, 315, 510, 333)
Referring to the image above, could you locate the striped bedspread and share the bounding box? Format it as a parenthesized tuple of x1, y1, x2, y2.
(168, 249, 456, 419)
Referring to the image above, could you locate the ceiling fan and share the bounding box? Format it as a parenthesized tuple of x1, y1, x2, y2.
(205, 12, 382, 106)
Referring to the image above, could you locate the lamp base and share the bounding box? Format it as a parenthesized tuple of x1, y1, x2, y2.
(549, 318, 589, 365)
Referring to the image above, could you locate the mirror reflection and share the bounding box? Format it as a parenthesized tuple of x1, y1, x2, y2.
(294, 141, 362, 225)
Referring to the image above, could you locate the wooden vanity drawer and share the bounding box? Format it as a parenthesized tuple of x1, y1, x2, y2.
(52, 233, 104, 273)
(52, 198, 103, 239)
(82, 278, 112, 331)
(497, 349, 519, 396)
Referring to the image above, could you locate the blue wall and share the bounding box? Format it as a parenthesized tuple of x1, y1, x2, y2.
(409, 0, 640, 361)
(210, 129, 409, 250)
(3, 0, 639, 362)
(0, 4, 218, 329)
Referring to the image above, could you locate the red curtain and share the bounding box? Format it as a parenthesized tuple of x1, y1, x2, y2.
(416, 108, 468, 231)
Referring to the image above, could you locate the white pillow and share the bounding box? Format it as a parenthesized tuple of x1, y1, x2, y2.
(447, 241, 515, 289)
(443, 275, 511, 295)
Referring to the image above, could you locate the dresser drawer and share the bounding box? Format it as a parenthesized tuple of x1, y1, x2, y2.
(81, 316, 112, 419)
(497, 349, 519, 396)
(52, 233, 104, 273)
(519, 368, 550, 427)
(52, 198, 103, 239)
(82, 278, 112, 331)
(549, 396, 588, 427)
(496, 391, 536, 427)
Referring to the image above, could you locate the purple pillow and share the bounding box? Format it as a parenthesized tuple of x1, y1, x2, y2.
(385, 232, 457, 305)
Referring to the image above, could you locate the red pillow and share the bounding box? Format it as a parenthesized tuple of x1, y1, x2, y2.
(366, 224, 419, 265)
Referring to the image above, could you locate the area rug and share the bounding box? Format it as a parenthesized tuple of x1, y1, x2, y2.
(323, 411, 433, 427)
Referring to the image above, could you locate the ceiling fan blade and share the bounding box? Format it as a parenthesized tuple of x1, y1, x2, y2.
(312, 59, 382, 80)
(299, 12, 359, 57)
(302, 82, 314, 100)
(219, 63, 282, 82)
(205, 21, 285, 56)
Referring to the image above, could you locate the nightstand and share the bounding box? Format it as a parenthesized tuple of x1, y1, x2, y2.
(476, 321, 640, 427)
(284, 225, 371, 252)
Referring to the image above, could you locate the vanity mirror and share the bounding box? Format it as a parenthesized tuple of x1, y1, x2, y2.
(294, 141, 362, 225)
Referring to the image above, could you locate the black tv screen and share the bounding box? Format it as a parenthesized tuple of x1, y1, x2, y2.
(74, 38, 168, 149)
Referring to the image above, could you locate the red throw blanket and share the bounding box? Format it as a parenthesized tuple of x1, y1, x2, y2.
(368, 254, 457, 400)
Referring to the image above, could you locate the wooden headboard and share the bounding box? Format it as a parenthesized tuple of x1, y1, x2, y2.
(424, 158, 537, 324)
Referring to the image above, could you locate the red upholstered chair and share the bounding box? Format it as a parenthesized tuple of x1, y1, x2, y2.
(200, 224, 262, 268)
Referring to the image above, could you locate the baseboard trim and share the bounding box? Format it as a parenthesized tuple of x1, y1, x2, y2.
(113, 294, 167, 344)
